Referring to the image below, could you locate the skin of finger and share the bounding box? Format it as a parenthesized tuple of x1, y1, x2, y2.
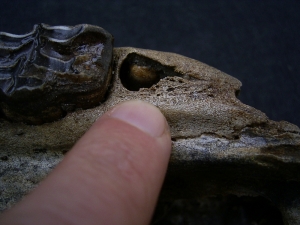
(0, 113, 171, 225)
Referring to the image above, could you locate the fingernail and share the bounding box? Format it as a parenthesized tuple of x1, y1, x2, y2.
(109, 100, 167, 138)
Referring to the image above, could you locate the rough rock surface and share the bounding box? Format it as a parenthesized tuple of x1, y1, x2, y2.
(0, 47, 299, 224)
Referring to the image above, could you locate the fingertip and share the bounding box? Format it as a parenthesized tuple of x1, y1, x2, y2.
(109, 100, 168, 138)
(0, 100, 172, 225)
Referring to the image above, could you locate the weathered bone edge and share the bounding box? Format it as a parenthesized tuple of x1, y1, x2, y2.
(0, 24, 113, 124)
(0, 44, 299, 223)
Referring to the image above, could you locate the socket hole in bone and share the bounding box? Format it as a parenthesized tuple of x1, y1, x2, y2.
(120, 53, 186, 91)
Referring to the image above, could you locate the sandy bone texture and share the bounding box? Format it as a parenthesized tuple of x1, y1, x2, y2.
(0, 47, 300, 224)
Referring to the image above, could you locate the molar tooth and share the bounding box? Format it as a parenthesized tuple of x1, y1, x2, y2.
(0, 24, 113, 124)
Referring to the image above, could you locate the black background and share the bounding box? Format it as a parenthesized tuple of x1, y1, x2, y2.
(0, 0, 299, 126)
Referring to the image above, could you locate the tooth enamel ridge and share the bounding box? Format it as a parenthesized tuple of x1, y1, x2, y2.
(0, 24, 113, 124)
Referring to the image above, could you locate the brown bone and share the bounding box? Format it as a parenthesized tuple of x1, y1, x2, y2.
(0, 47, 299, 224)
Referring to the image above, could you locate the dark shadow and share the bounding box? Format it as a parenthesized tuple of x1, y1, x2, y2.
(152, 195, 284, 225)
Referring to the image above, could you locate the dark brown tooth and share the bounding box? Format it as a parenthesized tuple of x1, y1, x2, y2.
(0, 24, 113, 124)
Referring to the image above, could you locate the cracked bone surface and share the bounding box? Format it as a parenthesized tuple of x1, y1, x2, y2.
(1, 47, 300, 224)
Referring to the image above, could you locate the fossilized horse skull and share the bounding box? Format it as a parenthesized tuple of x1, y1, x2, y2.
(0, 24, 299, 224)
